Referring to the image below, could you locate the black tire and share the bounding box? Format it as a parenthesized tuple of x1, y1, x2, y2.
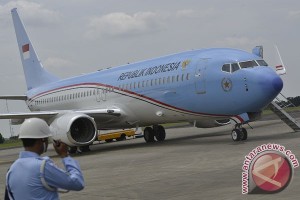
(68, 146, 78, 154)
(241, 128, 248, 140)
(79, 145, 91, 152)
(116, 134, 126, 141)
(144, 127, 155, 143)
(231, 129, 242, 141)
(154, 125, 166, 142)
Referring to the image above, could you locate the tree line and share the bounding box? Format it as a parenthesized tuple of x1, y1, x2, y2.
(276, 96, 300, 107)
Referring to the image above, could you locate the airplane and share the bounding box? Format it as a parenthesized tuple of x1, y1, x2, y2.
(0, 8, 284, 151)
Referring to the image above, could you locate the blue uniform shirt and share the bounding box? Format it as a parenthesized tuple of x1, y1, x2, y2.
(6, 151, 84, 200)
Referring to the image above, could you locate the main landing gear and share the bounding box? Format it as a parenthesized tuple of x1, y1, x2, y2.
(143, 125, 166, 143)
(231, 124, 247, 141)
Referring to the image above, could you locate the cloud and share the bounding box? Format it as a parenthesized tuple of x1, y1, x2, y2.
(288, 10, 300, 19)
(176, 9, 196, 18)
(84, 8, 217, 39)
(43, 57, 74, 72)
(85, 11, 164, 39)
(213, 36, 263, 48)
(176, 8, 215, 18)
(0, 0, 61, 26)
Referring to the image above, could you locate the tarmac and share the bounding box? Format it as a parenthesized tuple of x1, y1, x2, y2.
(1, 118, 300, 200)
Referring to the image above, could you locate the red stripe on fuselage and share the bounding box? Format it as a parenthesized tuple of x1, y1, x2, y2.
(28, 82, 234, 118)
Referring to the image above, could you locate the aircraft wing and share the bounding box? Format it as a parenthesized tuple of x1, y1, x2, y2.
(76, 108, 122, 117)
(0, 95, 27, 100)
(0, 108, 121, 120)
(0, 111, 58, 119)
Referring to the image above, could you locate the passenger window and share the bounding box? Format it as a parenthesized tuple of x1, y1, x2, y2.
(186, 73, 190, 80)
(231, 63, 240, 72)
(222, 64, 230, 73)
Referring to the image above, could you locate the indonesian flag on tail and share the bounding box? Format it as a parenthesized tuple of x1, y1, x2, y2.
(22, 43, 30, 59)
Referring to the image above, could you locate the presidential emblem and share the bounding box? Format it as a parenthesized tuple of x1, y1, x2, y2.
(221, 78, 232, 92)
(181, 59, 191, 70)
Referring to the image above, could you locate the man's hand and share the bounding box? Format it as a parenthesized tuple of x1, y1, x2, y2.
(53, 141, 69, 158)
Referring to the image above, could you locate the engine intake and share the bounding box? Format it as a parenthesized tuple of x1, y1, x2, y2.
(50, 113, 97, 146)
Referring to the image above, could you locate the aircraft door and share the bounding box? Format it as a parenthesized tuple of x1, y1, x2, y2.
(195, 59, 207, 94)
(96, 88, 101, 102)
(96, 88, 107, 102)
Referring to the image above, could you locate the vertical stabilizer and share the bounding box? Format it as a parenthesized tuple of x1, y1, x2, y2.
(11, 8, 59, 90)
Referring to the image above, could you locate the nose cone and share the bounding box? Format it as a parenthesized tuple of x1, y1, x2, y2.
(259, 69, 283, 99)
(272, 76, 283, 92)
(235, 67, 283, 113)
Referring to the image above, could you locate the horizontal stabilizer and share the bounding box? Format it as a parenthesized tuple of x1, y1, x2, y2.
(0, 95, 27, 101)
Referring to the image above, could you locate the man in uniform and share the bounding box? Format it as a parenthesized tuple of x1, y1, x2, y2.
(5, 118, 85, 199)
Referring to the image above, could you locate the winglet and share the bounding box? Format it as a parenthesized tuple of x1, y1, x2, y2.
(11, 8, 59, 90)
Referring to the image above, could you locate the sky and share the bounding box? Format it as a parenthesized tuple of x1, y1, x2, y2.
(0, 0, 299, 137)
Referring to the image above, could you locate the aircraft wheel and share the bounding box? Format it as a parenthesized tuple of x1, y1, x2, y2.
(241, 128, 248, 141)
(116, 134, 126, 141)
(231, 129, 242, 141)
(144, 127, 155, 143)
(154, 125, 166, 142)
(68, 146, 78, 154)
(79, 145, 91, 152)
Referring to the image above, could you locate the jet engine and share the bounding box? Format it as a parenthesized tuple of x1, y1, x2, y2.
(193, 119, 231, 128)
(50, 113, 97, 146)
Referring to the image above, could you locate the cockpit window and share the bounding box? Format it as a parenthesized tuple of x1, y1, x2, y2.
(222, 64, 231, 73)
(222, 59, 268, 73)
(239, 60, 258, 68)
(231, 63, 240, 72)
(256, 59, 268, 66)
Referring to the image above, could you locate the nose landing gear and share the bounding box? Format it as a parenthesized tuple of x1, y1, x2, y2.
(231, 124, 248, 141)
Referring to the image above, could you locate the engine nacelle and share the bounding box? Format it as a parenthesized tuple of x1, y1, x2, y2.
(193, 119, 231, 128)
(50, 113, 97, 146)
(10, 119, 25, 125)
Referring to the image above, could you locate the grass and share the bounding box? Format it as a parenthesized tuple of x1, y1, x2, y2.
(0, 139, 23, 149)
(263, 106, 300, 115)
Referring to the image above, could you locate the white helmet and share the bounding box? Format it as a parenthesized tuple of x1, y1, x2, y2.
(19, 118, 52, 139)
